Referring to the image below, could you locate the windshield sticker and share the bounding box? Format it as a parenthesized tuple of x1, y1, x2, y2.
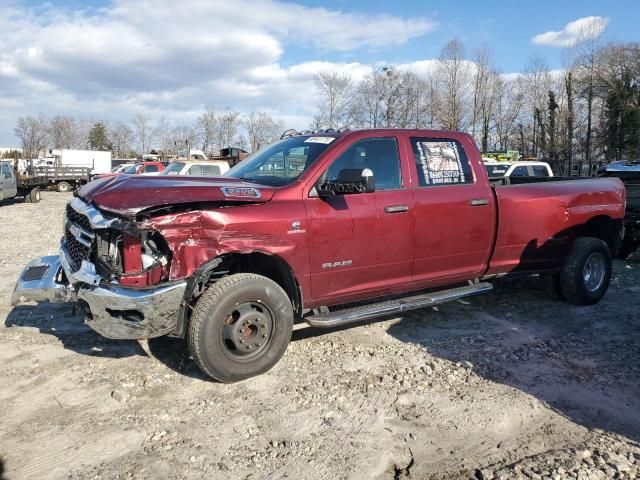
(305, 136, 335, 144)
(415, 141, 466, 185)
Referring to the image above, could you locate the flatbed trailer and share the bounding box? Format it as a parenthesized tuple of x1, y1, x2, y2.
(35, 165, 92, 192)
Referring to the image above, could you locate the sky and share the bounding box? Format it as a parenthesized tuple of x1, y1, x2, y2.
(1, 0, 639, 147)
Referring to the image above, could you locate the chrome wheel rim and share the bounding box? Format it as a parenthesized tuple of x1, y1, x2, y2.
(583, 252, 606, 292)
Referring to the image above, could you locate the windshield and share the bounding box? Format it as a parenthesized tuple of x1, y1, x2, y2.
(160, 162, 185, 175)
(485, 164, 511, 177)
(225, 136, 335, 186)
(124, 164, 141, 174)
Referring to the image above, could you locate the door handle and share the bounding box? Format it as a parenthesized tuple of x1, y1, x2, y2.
(469, 199, 489, 206)
(384, 205, 409, 213)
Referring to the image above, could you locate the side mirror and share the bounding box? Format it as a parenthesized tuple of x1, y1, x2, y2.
(318, 168, 375, 196)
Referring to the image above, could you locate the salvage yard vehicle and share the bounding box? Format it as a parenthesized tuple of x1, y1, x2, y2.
(92, 161, 165, 180)
(0, 160, 44, 203)
(13, 129, 626, 382)
(599, 161, 640, 258)
(484, 160, 554, 179)
(160, 159, 230, 177)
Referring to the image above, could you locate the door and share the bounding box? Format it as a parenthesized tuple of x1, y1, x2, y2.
(408, 136, 495, 286)
(306, 136, 414, 304)
(1, 163, 17, 200)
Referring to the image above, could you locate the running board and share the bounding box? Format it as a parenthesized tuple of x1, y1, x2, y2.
(305, 282, 493, 328)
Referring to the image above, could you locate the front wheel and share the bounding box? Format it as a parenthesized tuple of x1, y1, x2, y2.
(559, 237, 612, 306)
(187, 273, 293, 382)
(57, 181, 71, 193)
(29, 187, 41, 203)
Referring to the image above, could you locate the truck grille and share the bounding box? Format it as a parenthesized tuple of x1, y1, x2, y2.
(65, 203, 94, 271)
(66, 204, 92, 233)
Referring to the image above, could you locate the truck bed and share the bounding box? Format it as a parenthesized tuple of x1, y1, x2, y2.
(487, 177, 625, 275)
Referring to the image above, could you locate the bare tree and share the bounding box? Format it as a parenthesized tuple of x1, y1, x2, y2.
(133, 113, 155, 154)
(573, 20, 607, 165)
(243, 112, 283, 152)
(314, 72, 354, 129)
(491, 76, 524, 151)
(109, 122, 134, 158)
(197, 104, 217, 155)
(435, 39, 473, 130)
(155, 116, 171, 157)
(471, 43, 495, 141)
(215, 111, 241, 149)
(48, 116, 80, 149)
(14, 115, 48, 158)
(523, 55, 553, 156)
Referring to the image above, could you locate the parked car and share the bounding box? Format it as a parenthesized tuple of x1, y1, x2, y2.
(13, 129, 625, 382)
(111, 163, 136, 174)
(160, 160, 230, 177)
(93, 161, 165, 180)
(484, 160, 554, 178)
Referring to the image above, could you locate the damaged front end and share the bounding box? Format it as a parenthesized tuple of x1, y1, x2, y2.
(13, 196, 187, 339)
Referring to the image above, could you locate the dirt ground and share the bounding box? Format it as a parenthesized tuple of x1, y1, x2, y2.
(0, 192, 639, 480)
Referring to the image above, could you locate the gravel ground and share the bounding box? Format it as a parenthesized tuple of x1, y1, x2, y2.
(0, 192, 639, 480)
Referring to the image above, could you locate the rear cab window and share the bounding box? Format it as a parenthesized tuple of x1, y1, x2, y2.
(532, 165, 550, 177)
(410, 138, 474, 187)
(510, 166, 528, 177)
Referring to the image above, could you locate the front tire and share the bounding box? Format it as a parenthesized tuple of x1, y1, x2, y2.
(559, 237, 612, 305)
(57, 181, 71, 193)
(187, 273, 293, 382)
(29, 187, 41, 203)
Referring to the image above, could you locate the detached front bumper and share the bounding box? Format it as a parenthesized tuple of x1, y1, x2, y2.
(12, 248, 187, 340)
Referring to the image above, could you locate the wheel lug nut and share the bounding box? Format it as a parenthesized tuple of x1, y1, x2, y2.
(246, 345, 251, 350)
(262, 334, 267, 338)
(239, 339, 245, 344)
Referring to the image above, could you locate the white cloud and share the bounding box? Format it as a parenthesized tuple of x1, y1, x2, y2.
(531, 16, 608, 48)
(0, 0, 437, 145)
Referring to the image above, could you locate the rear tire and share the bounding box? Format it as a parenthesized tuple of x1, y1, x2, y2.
(559, 237, 611, 305)
(57, 181, 71, 193)
(29, 187, 41, 203)
(187, 273, 293, 382)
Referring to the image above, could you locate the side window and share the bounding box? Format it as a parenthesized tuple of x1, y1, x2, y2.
(410, 138, 473, 186)
(510, 166, 528, 177)
(325, 138, 401, 191)
(188, 165, 221, 176)
(1, 164, 12, 178)
(145, 165, 159, 173)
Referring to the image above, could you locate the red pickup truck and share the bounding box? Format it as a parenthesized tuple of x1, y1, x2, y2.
(13, 129, 625, 382)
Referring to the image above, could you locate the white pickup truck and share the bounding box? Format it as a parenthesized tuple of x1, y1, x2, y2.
(484, 160, 554, 179)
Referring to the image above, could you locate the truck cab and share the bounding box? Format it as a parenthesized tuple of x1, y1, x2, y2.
(0, 161, 18, 201)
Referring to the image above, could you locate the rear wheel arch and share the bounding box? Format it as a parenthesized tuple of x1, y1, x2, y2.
(574, 215, 622, 255)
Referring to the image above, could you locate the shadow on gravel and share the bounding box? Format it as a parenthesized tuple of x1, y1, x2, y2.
(145, 336, 212, 381)
(384, 261, 640, 445)
(5, 303, 146, 359)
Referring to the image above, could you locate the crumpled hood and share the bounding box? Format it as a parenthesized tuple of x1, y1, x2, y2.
(77, 175, 275, 216)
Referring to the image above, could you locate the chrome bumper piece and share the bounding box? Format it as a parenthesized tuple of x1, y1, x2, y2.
(11, 255, 75, 305)
(12, 246, 186, 340)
